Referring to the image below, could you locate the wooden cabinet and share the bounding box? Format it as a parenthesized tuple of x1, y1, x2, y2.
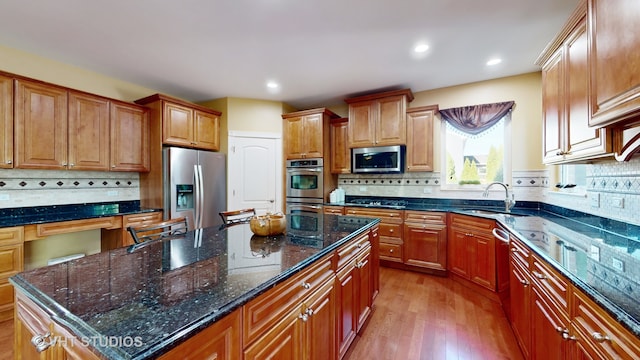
(330, 117, 350, 173)
(531, 283, 570, 360)
(100, 211, 163, 250)
(110, 100, 150, 171)
(447, 214, 497, 291)
(0, 226, 23, 322)
(15, 291, 101, 360)
(538, 4, 612, 164)
(14, 79, 68, 170)
(345, 207, 403, 264)
(509, 235, 532, 358)
(406, 106, 437, 172)
(135, 93, 221, 151)
(282, 108, 339, 160)
(0, 74, 13, 168)
(345, 89, 413, 148)
(14, 78, 149, 171)
(402, 211, 446, 272)
(587, 0, 640, 127)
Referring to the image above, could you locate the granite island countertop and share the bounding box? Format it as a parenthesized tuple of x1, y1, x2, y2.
(10, 213, 379, 359)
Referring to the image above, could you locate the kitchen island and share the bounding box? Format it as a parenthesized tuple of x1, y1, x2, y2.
(10, 213, 380, 359)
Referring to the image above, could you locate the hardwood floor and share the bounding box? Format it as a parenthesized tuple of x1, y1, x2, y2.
(345, 267, 523, 360)
(1, 267, 522, 360)
(0, 318, 12, 360)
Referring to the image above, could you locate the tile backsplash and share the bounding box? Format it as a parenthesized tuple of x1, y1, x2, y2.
(0, 169, 139, 209)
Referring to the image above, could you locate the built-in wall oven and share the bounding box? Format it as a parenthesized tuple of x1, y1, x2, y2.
(286, 158, 324, 200)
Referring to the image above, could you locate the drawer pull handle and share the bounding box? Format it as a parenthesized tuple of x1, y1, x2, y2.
(511, 248, 519, 253)
(31, 332, 55, 352)
(305, 308, 314, 316)
(357, 243, 363, 249)
(533, 271, 547, 280)
(298, 313, 309, 322)
(591, 332, 610, 343)
(389, 249, 394, 253)
(301, 282, 311, 289)
(520, 279, 529, 287)
(562, 331, 577, 341)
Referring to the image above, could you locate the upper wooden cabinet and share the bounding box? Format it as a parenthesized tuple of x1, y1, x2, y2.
(135, 93, 221, 151)
(345, 89, 414, 148)
(406, 105, 437, 172)
(13, 77, 150, 172)
(587, 0, 640, 128)
(537, 2, 612, 164)
(330, 118, 350, 173)
(0, 75, 13, 169)
(282, 108, 339, 160)
(110, 100, 150, 171)
(14, 79, 68, 170)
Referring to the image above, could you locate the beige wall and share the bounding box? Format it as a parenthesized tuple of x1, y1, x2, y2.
(410, 72, 544, 172)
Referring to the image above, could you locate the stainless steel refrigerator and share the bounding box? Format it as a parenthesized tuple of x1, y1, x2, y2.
(163, 147, 226, 229)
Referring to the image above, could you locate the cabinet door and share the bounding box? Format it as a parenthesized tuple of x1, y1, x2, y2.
(330, 118, 350, 174)
(0, 75, 12, 168)
(15, 292, 54, 359)
(530, 285, 568, 360)
(542, 49, 565, 164)
(447, 228, 470, 278)
(244, 308, 304, 360)
(284, 115, 306, 159)
(110, 102, 150, 172)
(470, 231, 496, 291)
(193, 110, 219, 151)
(355, 247, 372, 333)
(14, 79, 68, 169)
(376, 95, 406, 146)
(163, 102, 194, 147)
(509, 260, 531, 359)
(303, 113, 324, 158)
(403, 222, 446, 271)
(348, 101, 376, 147)
(565, 17, 610, 160)
(68, 91, 110, 171)
(588, 0, 640, 127)
(336, 261, 357, 359)
(306, 280, 337, 360)
(406, 107, 434, 171)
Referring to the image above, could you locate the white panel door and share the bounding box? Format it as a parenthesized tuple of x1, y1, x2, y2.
(228, 131, 282, 215)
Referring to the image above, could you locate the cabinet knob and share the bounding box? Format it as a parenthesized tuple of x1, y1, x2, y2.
(69, 163, 75, 167)
(112, 165, 116, 168)
(591, 332, 610, 343)
(305, 308, 314, 316)
(511, 248, 519, 253)
(301, 281, 311, 289)
(389, 249, 394, 253)
(5, 160, 11, 164)
(298, 313, 309, 322)
(389, 229, 394, 233)
(532, 271, 547, 280)
(520, 279, 529, 287)
(31, 332, 55, 352)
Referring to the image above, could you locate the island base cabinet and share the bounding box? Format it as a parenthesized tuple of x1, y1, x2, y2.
(158, 309, 242, 360)
(244, 278, 336, 360)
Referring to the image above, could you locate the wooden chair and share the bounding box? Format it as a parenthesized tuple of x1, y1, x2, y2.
(219, 208, 256, 226)
(127, 217, 189, 244)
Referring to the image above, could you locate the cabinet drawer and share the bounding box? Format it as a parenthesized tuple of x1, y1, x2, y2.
(572, 289, 640, 359)
(404, 211, 446, 224)
(344, 207, 403, 224)
(509, 236, 530, 269)
(336, 232, 370, 270)
(243, 254, 334, 345)
(379, 223, 402, 239)
(324, 206, 344, 215)
(36, 216, 120, 237)
(124, 211, 163, 228)
(0, 226, 24, 246)
(0, 281, 13, 308)
(379, 242, 402, 262)
(449, 213, 495, 232)
(531, 253, 569, 316)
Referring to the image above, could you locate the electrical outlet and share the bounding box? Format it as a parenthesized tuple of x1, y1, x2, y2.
(359, 186, 367, 192)
(590, 193, 600, 208)
(612, 197, 624, 208)
(612, 258, 624, 272)
(107, 190, 118, 197)
(0, 194, 9, 201)
(590, 245, 600, 262)
(423, 187, 432, 194)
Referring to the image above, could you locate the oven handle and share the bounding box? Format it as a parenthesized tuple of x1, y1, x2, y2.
(492, 227, 510, 243)
(289, 204, 322, 212)
(287, 168, 322, 173)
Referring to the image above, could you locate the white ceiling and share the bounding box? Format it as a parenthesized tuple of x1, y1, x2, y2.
(0, 0, 579, 109)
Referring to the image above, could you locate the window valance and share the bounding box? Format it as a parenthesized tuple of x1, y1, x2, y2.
(440, 101, 515, 135)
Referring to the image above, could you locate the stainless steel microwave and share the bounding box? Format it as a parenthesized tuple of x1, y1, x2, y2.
(352, 145, 405, 174)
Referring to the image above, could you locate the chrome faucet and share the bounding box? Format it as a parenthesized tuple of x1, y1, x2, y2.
(483, 182, 516, 212)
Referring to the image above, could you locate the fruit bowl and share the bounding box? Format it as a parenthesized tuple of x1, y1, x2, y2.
(249, 213, 286, 236)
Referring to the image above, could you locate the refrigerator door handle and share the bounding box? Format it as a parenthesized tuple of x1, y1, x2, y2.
(193, 164, 201, 229)
(198, 165, 205, 229)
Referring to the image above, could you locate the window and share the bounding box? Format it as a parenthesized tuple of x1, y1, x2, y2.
(558, 164, 587, 191)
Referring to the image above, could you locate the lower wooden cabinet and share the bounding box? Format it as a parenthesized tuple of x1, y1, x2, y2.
(448, 214, 497, 291)
(345, 207, 403, 264)
(403, 211, 447, 272)
(531, 284, 569, 360)
(509, 236, 532, 358)
(101, 211, 163, 250)
(0, 226, 23, 322)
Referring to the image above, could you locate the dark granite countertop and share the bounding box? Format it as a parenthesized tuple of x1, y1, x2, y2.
(0, 201, 161, 228)
(10, 213, 379, 359)
(332, 196, 640, 339)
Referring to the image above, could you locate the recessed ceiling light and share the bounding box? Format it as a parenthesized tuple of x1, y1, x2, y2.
(266, 81, 279, 89)
(414, 44, 429, 53)
(487, 58, 502, 66)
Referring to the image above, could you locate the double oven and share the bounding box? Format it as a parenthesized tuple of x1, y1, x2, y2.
(286, 158, 325, 238)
